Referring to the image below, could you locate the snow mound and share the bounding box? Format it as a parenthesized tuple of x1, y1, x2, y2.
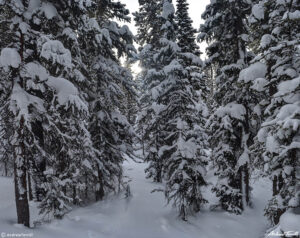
(239, 62, 267, 83)
(275, 77, 300, 96)
(252, 3, 264, 20)
(280, 212, 300, 234)
(46, 76, 86, 112)
(41, 2, 58, 19)
(251, 78, 268, 92)
(215, 103, 246, 120)
(40, 40, 72, 68)
(10, 83, 45, 120)
(0, 48, 21, 70)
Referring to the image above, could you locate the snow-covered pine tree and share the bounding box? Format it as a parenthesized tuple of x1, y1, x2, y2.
(248, 0, 300, 227)
(86, 0, 136, 200)
(152, 0, 209, 221)
(199, 0, 254, 214)
(135, 0, 166, 182)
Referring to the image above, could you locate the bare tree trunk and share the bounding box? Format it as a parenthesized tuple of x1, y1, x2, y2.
(273, 175, 278, 196)
(95, 166, 104, 201)
(244, 163, 250, 206)
(73, 186, 77, 205)
(27, 170, 33, 201)
(180, 204, 187, 221)
(4, 161, 8, 177)
(14, 116, 30, 227)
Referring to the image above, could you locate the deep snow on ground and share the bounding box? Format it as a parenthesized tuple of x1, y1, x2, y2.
(0, 159, 272, 238)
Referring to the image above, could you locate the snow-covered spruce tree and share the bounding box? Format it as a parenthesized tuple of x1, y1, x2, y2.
(175, 0, 209, 103)
(0, 0, 51, 226)
(248, 0, 300, 227)
(0, 20, 13, 177)
(134, 0, 166, 182)
(0, 0, 99, 223)
(85, 0, 136, 201)
(199, 0, 254, 214)
(25, 0, 102, 220)
(152, 0, 209, 221)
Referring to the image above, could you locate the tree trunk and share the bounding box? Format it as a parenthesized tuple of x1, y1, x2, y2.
(4, 161, 8, 177)
(73, 186, 77, 205)
(14, 116, 30, 227)
(244, 163, 250, 206)
(180, 204, 187, 221)
(95, 166, 104, 201)
(27, 170, 33, 201)
(273, 175, 278, 196)
(85, 175, 88, 199)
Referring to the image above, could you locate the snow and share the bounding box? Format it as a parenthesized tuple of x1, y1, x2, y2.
(47, 76, 78, 105)
(21, 62, 48, 81)
(181, 53, 203, 66)
(163, 60, 182, 74)
(275, 77, 300, 96)
(251, 78, 268, 92)
(24, 0, 58, 20)
(11, 0, 25, 15)
(151, 102, 164, 115)
(46, 76, 87, 111)
(276, 104, 300, 121)
(24, 0, 40, 19)
(40, 39, 72, 68)
(19, 22, 30, 34)
(280, 212, 300, 234)
(0, 158, 272, 238)
(99, 29, 112, 46)
(260, 34, 274, 48)
(41, 2, 58, 19)
(10, 83, 45, 120)
(252, 3, 264, 20)
(239, 62, 267, 83)
(0, 48, 21, 70)
(215, 103, 246, 120)
(283, 10, 300, 20)
(265, 135, 280, 153)
(162, 0, 175, 19)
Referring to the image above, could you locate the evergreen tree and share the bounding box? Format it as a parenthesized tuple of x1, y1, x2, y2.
(0, 0, 135, 224)
(0, 0, 51, 226)
(29, 0, 97, 220)
(176, 0, 200, 55)
(135, 0, 165, 182)
(176, 0, 209, 103)
(85, 0, 136, 200)
(249, 0, 300, 227)
(199, 0, 254, 214)
(146, 0, 209, 220)
(136, 0, 209, 220)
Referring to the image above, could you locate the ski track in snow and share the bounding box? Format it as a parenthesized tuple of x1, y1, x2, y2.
(0, 159, 272, 238)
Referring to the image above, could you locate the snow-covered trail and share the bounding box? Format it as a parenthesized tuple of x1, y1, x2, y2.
(0, 159, 272, 238)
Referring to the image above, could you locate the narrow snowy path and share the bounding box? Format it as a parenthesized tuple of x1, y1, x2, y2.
(0, 159, 272, 238)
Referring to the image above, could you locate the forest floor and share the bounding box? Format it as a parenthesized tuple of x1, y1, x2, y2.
(0, 158, 272, 238)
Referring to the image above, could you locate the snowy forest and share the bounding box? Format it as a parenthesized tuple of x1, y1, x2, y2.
(0, 0, 299, 237)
